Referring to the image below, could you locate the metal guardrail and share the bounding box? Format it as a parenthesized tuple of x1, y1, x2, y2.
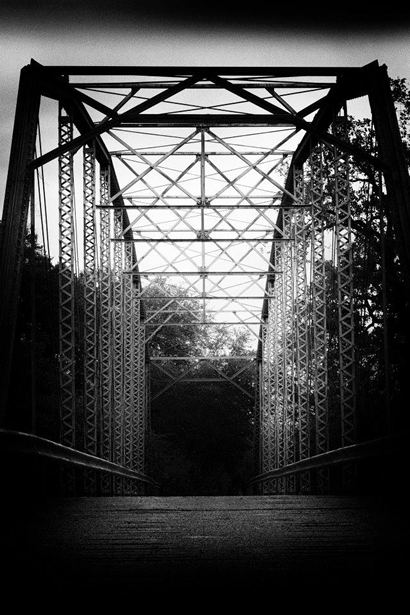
(249, 434, 403, 489)
(0, 429, 159, 490)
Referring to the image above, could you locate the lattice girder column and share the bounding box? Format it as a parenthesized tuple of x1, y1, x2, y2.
(253, 357, 262, 490)
(332, 124, 357, 448)
(143, 358, 152, 487)
(282, 209, 296, 493)
(58, 110, 76, 449)
(309, 145, 329, 492)
(83, 146, 98, 448)
(259, 324, 269, 481)
(258, 244, 285, 495)
(122, 242, 135, 478)
(99, 167, 113, 494)
(294, 167, 311, 493)
(112, 207, 124, 494)
(132, 289, 146, 475)
(274, 241, 286, 494)
(83, 144, 98, 493)
(332, 116, 357, 492)
(260, 315, 276, 494)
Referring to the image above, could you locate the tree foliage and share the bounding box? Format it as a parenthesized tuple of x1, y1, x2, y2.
(144, 277, 256, 495)
(6, 235, 59, 437)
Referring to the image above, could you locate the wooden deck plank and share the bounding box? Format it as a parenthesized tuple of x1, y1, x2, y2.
(1, 495, 407, 604)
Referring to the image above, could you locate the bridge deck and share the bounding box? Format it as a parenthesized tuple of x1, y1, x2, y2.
(2, 495, 407, 605)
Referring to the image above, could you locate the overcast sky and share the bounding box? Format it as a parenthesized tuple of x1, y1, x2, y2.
(1, 2, 409, 210)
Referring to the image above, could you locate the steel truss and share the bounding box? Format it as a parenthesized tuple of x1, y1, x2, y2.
(293, 168, 311, 493)
(1, 61, 409, 496)
(332, 121, 356, 447)
(309, 145, 330, 492)
(99, 167, 113, 493)
(83, 144, 98, 493)
(58, 110, 76, 449)
(332, 116, 357, 490)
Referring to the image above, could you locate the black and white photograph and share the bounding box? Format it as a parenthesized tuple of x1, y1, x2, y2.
(0, 1, 409, 607)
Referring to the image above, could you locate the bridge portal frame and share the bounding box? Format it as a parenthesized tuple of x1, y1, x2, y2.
(0, 61, 409, 495)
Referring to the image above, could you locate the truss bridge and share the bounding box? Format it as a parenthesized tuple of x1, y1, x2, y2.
(0, 60, 409, 599)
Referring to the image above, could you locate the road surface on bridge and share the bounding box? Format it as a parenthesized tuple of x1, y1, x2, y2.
(1, 495, 407, 604)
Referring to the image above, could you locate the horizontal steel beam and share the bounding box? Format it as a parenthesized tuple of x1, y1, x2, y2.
(71, 81, 335, 89)
(98, 204, 302, 209)
(98, 195, 284, 203)
(140, 295, 272, 299)
(42, 65, 361, 76)
(111, 150, 294, 156)
(130, 230, 282, 233)
(101, 197, 284, 202)
(115, 238, 290, 243)
(150, 356, 255, 360)
(125, 271, 281, 275)
(146, 322, 262, 325)
(129, 231, 284, 234)
(146, 310, 259, 319)
(115, 114, 295, 127)
(167, 378, 243, 383)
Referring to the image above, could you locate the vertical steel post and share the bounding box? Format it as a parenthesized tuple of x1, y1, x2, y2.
(332, 116, 357, 491)
(260, 320, 274, 492)
(310, 145, 329, 492)
(112, 207, 124, 494)
(0, 65, 40, 419)
(123, 242, 134, 476)
(99, 167, 113, 494)
(366, 63, 410, 296)
(283, 208, 296, 493)
(83, 144, 98, 493)
(294, 167, 311, 492)
(142, 357, 151, 492)
(274, 242, 286, 493)
(133, 289, 146, 474)
(332, 125, 356, 447)
(58, 109, 76, 449)
(253, 354, 262, 491)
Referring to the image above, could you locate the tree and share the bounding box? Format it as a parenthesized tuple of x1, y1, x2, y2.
(321, 77, 410, 442)
(6, 234, 59, 438)
(144, 277, 256, 495)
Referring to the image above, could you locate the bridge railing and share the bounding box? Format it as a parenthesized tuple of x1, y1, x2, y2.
(248, 433, 405, 495)
(0, 429, 160, 496)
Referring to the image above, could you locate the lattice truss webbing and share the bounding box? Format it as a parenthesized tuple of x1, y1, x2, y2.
(134, 310, 146, 473)
(260, 321, 274, 474)
(106, 210, 146, 473)
(54, 70, 362, 485)
(260, 211, 306, 486)
(259, 244, 288, 479)
(309, 145, 329, 458)
(58, 110, 76, 448)
(112, 207, 124, 468)
(258, 135, 357, 487)
(57, 142, 147, 474)
(99, 167, 112, 466)
(293, 168, 311, 493)
(293, 168, 310, 463)
(106, 217, 146, 472)
(83, 144, 98, 457)
(108, 122, 290, 335)
(332, 122, 356, 447)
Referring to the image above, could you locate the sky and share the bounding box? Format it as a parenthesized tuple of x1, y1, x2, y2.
(1, 1, 409, 209)
(1, 2, 409, 176)
(0, 2, 408, 347)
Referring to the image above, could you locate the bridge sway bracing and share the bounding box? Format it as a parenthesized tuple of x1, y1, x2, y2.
(0, 61, 409, 496)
